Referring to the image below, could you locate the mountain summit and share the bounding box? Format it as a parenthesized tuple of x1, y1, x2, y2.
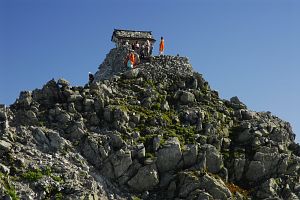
(1, 31, 300, 200)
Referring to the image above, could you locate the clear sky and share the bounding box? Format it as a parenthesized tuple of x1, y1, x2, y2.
(1, 0, 299, 142)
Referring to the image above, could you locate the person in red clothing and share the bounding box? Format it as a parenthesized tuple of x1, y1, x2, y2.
(159, 37, 164, 55)
(124, 51, 135, 69)
(129, 51, 135, 66)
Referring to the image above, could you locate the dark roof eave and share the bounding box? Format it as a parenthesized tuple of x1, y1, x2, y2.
(111, 36, 156, 42)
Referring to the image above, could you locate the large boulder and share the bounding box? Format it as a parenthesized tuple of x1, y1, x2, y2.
(233, 158, 246, 181)
(246, 146, 282, 182)
(246, 161, 265, 182)
(65, 120, 86, 141)
(202, 144, 223, 173)
(156, 137, 182, 173)
(127, 164, 159, 192)
(110, 149, 132, 178)
(178, 171, 232, 200)
(33, 127, 65, 151)
(81, 134, 110, 167)
(180, 91, 195, 104)
(256, 178, 279, 199)
(182, 144, 198, 168)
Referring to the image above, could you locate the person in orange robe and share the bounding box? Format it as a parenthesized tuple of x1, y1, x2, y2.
(159, 37, 164, 55)
(129, 52, 135, 66)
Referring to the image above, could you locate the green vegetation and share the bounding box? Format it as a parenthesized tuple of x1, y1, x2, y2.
(151, 103, 161, 110)
(0, 172, 19, 200)
(55, 192, 63, 200)
(51, 175, 63, 183)
(20, 166, 64, 199)
(21, 166, 63, 184)
(21, 168, 44, 182)
(104, 74, 236, 156)
(145, 152, 155, 159)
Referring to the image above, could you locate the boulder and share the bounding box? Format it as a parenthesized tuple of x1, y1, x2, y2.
(127, 164, 159, 192)
(245, 146, 282, 181)
(202, 144, 223, 173)
(33, 128, 65, 151)
(108, 131, 125, 149)
(180, 91, 195, 104)
(58, 112, 71, 124)
(229, 96, 247, 109)
(81, 135, 110, 167)
(47, 130, 65, 151)
(57, 78, 70, 88)
(17, 91, 32, 107)
(65, 120, 86, 141)
(123, 68, 140, 79)
(241, 109, 256, 120)
(234, 158, 246, 181)
(246, 161, 265, 181)
(103, 107, 113, 122)
(182, 144, 198, 168)
(178, 171, 232, 200)
(0, 140, 12, 153)
(256, 178, 279, 199)
(110, 149, 132, 178)
(117, 159, 142, 185)
(135, 143, 146, 159)
(156, 137, 182, 173)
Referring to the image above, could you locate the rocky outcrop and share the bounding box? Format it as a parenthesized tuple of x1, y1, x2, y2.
(94, 47, 130, 81)
(0, 46, 299, 200)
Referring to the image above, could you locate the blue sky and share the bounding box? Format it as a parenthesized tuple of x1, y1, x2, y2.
(1, 0, 299, 142)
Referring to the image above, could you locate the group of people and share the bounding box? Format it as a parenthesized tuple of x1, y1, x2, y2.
(131, 39, 152, 58)
(88, 37, 165, 84)
(125, 37, 165, 69)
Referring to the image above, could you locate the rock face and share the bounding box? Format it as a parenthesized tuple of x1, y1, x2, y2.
(127, 164, 159, 192)
(0, 45, 299, 200)
(94, 47, 130, 81)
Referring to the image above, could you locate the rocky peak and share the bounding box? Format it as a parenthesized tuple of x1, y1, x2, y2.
(94, 45, 194, 82)
(0, 45, 300, 200)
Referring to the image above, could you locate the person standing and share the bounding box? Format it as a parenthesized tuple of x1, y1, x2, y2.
(127, 51, 135, 69)
(88, 72, 94, 85)
(134, 41, 140, 54)
(145, 40, 151, 56)
(159, 37, 164, 55)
